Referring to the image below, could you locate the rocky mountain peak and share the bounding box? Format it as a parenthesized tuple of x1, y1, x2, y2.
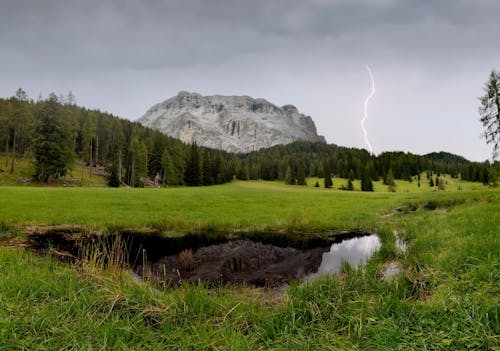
(138, 92, 325, 153)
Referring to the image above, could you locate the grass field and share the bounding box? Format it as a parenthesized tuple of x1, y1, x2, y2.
(0, 180, 498, 349)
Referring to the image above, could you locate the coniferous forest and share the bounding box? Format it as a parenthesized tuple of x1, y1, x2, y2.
(0, 89, 497, 188)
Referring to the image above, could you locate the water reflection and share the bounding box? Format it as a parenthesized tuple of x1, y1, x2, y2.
(317, 235, 381, 275)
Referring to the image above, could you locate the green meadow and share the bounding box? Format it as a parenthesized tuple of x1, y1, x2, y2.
(0, 180, 499, 349)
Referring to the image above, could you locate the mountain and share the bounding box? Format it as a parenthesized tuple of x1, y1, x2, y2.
(138, 91, 325, 153)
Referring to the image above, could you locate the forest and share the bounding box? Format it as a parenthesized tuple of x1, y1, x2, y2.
(0, 89, 497, 188)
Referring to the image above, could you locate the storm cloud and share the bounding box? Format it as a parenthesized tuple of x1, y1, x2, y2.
(1, 0, 498, 160)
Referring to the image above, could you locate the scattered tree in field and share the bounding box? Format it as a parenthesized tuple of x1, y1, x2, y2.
(347, 169, 354, 191)
(323, 162, 333, 188)
(385, 169, 396, 192)
(314, 180, 320, 188)
(429, 177, 434, 187)
(32, 94, 74, 183)
(361, 167, 373, 192)
(479, 70, 500, 159)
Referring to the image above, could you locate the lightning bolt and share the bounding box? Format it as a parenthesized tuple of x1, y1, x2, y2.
(362, 65, 375, 154)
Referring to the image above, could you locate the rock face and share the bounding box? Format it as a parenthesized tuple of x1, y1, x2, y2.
(138, 91, 325, 153)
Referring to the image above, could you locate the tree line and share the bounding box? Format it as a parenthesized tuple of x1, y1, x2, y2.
(0, 90, 235, 186)
(1, 89, 497, 189)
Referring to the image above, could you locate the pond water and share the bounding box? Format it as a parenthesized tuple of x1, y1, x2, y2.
(315, 234, 381, 275)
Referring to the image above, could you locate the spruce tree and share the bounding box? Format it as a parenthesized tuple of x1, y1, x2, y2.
(185, 143, 203, 186)
(347, 169, 354, 191)
(479, 69, 500, 158)
(32, 94, 74, 183)
(284, 165, 295, 185)
(361, 167, 373, 192)
(323, 161, 333, 188)
(296, 162, 307, 185)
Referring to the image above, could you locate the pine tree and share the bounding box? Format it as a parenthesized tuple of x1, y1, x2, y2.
(284, 165, 295, 185)
(361, 166, 373, 192)
(160, 147, 174, 186)
(479, 70, 500, 159)
(296, 162, 307, 185)
(323, 161, 333, 188)
(385, 169, 396, 192)
(185, 143, 203, 186)
(32, 94, 74, 183)
(347, 169, 354, 191)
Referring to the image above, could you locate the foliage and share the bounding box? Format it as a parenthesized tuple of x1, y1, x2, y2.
(479, 70, 500, 159)
(32, 95, 74, 183)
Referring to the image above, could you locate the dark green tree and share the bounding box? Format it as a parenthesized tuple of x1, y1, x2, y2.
(479, 70, 500, 159)
(284, 165, 295, 185)
(360, 166, 373, 192)
(296, 162, 307, 185)
(32, 94, 74, 183)
(347, 169, 354, 191)
(185, 143, 203, 186)
(323, 162, 333, 188)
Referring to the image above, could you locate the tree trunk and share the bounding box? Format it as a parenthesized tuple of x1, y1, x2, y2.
(118, 153, 122, 185)
(4, 133, 9, 167)
(95, 133, 99, 165)
(89, 139, 93, 178)
(130, 153, 135, 187)
(10, 129, 16, 174)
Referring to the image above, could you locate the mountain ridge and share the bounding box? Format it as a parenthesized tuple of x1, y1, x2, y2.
(138, 91, 325, 153)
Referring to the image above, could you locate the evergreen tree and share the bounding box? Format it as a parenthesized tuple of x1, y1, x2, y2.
(296, 162, 307, 185)
(185, 143, 203, 186)
(314, 180, 320, 187)
(479, 70, 500, 159)
(32, 94, 74, 183)
(284, 165, 295, 185)
(429, 177, 434, 187)
(160, 147, 174, 186)
(385, 169, 396, 192)
(202, 150, 214, 185)
(108, 163, 120, 187)
(360, 167, 373, 192)
(347, 169, 354, 191)
(323, 162, 333, 188)
(127, 134, 148, 187)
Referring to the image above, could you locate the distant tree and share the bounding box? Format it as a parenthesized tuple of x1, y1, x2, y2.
(8, 88, 32, 174)
(385, 169, 396, 192)
(296, 162, 307, 185)
(323, 162, 333, 188)
(284, 165, 295, 185)
(160, 147, 174, 186)
(108, 163, 120, 187)
(479, 70, 500, 159)
(32, 94, 74, 183)
(314, 180, 320, 188)
(185, 143, 203, 186)
(361, 166, 373, 192)
(429, 177, 434, 187)
(127, 134, 148, 187)
(347, 169, 354, 191)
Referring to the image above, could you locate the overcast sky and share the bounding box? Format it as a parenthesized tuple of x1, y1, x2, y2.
(1, 0, 498, 161)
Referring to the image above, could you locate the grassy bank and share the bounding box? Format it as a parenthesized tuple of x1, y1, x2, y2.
(0, 196, 498, 349)
(0, 182, 498, 349)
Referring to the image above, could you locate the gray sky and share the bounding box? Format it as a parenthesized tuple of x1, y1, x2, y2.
(1, 0, 498, 161)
